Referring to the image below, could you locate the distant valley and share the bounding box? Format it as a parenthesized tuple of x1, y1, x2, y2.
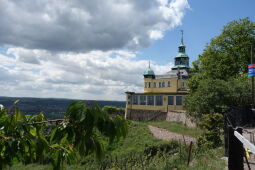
(0, 96, 125, 119)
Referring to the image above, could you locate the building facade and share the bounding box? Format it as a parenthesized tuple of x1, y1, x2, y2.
(125, 31, 190, 121)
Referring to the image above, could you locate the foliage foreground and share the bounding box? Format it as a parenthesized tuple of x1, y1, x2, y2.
(9, 121, 226, 170)
(0, 101, 127, 170)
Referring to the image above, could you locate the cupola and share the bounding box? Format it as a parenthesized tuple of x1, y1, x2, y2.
(143, 61, 155, 78)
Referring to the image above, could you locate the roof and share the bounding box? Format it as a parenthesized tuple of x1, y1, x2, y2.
(155, 69, 189, 79)
(126, 92, 188, 95)
(144, 65, 155, 75)
(172, 65, 190, 70)
(175, 52, 188, 58)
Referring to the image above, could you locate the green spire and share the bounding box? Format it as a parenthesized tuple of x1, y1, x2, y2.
(172, 30, 190, 70)
(144, 60, 155, 78)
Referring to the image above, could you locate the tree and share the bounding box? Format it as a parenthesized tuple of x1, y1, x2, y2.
(102, 105, 125, 115)
(185, 76, 251, 119)
(198, 17, 255, 80)
(185, 18, 255, 119)
(0, 101, 127, 170)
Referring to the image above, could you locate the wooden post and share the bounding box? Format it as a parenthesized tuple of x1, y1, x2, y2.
(224, 114, 229, 156)
(187, 141, 193, 166)
(228, 127, 244, 170)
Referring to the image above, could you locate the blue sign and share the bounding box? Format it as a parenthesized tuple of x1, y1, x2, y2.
(248, 64, 255, 77)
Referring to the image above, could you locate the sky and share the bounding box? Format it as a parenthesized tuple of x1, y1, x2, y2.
(0, 0, 254, 101)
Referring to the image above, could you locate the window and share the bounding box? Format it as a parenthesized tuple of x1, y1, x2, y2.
(147, 96, 154, 105)
(132, 95, 138, 105)
(181, 82, 185, 87)
(148, 82, 151, 88)
(176, 96, 182, 105)
(159, 82, 162, 88)
(162, 82, 165, 87)
(154, 82, 156, 88)
(156, 96, 163, 106)
(145, 82, 147, 88)
(140, 96, 146, 105)
(168, 81, 171, 87)
(168, 96, 174, 105)
(127, 96, 131, 105)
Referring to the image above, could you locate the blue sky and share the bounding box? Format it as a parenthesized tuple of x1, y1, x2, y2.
(139, 0, 255, 65)
(0, 0, 254, 100)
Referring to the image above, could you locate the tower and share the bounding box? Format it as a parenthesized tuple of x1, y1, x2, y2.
(172, 30, 190, 70)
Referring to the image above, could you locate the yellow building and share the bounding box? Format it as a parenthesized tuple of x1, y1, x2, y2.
(125, 31, 190, 121)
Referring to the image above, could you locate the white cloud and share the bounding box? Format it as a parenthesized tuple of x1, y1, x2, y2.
(0, 0, 189, 100)
(1, 48, 173, 100)
(0, 0, 189, 52)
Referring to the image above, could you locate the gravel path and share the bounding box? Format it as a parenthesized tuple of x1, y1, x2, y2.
(148, 125, 196, 144)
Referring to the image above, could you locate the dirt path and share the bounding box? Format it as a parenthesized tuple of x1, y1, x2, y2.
(148, 125, 196, 144)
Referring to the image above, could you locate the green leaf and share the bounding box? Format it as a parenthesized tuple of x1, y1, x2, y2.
(50, 128, 57, 143)
(30, 128, 36, 137)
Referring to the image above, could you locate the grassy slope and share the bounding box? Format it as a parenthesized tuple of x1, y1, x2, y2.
(106, 121, 168, 156)
(188, 147, 226, 170)
(10, 121, 226, 170)
(11, 121, 167, 170)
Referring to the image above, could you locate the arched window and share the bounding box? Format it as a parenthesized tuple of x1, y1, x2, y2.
(168, 81, 171, 87)
(162, 82, 165, 87)
(154, 82, 156, 88)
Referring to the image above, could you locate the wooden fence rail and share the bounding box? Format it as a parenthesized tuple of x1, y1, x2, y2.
(226, 124, 255, 170)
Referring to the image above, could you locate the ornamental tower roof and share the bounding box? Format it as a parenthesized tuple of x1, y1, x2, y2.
(172, 30, 190, 70)
(143, 61, 155, 78)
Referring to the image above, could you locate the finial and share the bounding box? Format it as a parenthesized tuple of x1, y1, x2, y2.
(149, 61, 151, 68)
(180, 30, 184, 45)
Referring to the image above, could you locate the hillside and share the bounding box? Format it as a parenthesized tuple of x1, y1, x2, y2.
(11, 121, 226, 170)
(0, 96, 125, 119)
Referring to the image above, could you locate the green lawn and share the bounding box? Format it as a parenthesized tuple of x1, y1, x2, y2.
(148, 121, 203, 137)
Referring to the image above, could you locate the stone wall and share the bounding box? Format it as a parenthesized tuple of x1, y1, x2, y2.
(166, 110, 196, 127)
(125, 108, 196, 127)
(125, 108, 167, 121)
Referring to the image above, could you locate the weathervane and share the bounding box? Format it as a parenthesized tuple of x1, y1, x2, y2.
(180, 30, 184, 45)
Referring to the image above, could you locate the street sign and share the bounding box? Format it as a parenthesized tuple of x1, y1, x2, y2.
(248, 64, 255, 77)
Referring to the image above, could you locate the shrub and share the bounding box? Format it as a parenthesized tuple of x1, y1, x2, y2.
(197, 113, 224, 148)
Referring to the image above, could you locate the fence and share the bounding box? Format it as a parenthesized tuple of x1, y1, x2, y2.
(224, 107, 255, 170)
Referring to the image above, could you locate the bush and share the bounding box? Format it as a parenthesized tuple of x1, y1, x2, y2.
(103, 105, 125, 115)
(197, 113, 224, 148)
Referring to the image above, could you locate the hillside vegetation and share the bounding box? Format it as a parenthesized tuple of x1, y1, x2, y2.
(11, 121, 226, 170)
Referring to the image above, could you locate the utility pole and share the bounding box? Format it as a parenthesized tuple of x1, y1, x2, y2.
(252, 45, 254, 108)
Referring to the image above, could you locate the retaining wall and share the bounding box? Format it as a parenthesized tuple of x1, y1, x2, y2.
(125, 108, 196, 127)
(125, 108, 167, 121)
